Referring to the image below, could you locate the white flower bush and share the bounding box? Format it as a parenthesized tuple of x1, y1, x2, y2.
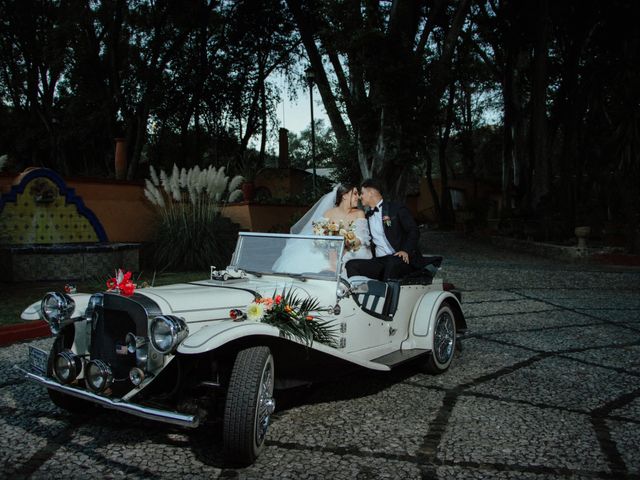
(144, 164, 243, 211)
(143, 164, 244, 270)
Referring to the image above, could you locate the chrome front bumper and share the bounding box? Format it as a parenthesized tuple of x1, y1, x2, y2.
(15, 367, 199, 428)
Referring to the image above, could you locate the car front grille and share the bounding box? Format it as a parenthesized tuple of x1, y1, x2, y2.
(90, 293, 159, 380)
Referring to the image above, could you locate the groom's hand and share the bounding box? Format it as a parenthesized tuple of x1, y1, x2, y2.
(394, 250, 409, 264)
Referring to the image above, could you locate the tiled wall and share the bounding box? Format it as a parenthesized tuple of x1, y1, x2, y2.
(1, 177, 100, 244)
(4, 247, 139, 281)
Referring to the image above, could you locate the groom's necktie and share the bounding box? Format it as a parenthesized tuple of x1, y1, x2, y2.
(365, 206, 379, 218)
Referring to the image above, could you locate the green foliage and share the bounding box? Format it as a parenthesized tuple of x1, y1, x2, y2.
(250, 288, 338, 347)
(150, 202, 237, 272)
(287, 119, 337, 170)
(331, 137, 361, 186)
(144, 165, 241, 270)
(0, 0, 297, 178)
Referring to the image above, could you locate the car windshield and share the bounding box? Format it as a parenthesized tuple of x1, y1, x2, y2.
(230, 232, 345, 280)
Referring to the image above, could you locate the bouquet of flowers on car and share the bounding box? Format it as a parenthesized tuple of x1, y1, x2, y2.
(312, 218, 361, 252)
(106, 268, 136, 296)
(230, 288, 338, 347)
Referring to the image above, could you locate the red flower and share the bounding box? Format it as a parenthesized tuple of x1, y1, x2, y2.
(275, 295, 282, 304)
(107, 269, 136, 296)
(119, 281, 136, 296)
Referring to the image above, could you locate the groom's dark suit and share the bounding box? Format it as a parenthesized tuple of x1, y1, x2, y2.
(346, 200, 426, 281)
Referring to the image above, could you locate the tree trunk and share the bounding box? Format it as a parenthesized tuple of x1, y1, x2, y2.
(529, 0, 550, 209)
(439, 83, 456, 228)
(258, 63, 267, 165)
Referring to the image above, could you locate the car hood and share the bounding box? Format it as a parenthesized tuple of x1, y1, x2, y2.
(136, 282, 257, 322)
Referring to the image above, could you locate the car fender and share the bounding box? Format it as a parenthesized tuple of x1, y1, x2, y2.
(177, 319, 391, 371)
(178, 320, 283, 353)
(21, 293, 93, 321)
(403, 291, 462, 351)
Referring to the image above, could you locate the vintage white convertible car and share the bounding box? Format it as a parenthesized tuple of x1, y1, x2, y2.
(17, 232, 466, 465)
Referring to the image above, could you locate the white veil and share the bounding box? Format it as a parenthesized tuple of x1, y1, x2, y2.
(289, 185, 339, 234)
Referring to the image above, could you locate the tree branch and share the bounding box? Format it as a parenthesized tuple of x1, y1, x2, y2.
(285, 0, 351, 146)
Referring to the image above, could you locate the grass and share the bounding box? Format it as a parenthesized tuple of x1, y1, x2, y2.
(0, 271, 207, 327)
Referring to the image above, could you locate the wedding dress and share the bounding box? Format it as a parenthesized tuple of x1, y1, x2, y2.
(271, 187, 372, 275)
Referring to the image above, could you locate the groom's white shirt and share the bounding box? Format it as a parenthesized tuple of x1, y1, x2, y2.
(369, 200, 395, 257)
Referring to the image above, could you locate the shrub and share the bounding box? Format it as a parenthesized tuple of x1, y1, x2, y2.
(144, 164, 242, 271)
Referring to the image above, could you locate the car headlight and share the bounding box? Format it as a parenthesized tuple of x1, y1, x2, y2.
(86, 360, 113, 393)
(41, 292, 75, 335)
(150, 315, 188, 354)
(54, 350, 82, 384)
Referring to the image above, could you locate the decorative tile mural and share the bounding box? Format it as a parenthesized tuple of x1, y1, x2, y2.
(0, 168, 107, 245)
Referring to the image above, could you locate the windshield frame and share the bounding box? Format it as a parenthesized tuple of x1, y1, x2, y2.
(229, 232, 346, 281)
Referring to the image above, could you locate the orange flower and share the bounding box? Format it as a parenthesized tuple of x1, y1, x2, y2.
(305, 315, 314, 321)
(284, 305, 292, 313)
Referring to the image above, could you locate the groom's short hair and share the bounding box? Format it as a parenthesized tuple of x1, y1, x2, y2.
(361, 178, 384, 195)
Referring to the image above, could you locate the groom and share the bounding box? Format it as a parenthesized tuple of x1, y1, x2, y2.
(346, 178, 426, 281)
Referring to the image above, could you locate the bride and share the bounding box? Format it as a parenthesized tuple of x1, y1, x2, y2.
(272, 184, 372, 274)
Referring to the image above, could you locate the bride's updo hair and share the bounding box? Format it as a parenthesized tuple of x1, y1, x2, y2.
(335, 183, 357, 206)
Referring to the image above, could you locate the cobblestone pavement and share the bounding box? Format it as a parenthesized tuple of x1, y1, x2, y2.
(1, 231, 639, 479)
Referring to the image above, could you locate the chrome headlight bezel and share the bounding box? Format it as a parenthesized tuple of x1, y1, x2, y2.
(84, 293, 104, 321)
(41, 292, 76, 335)
(54, 350, 82, 384)
(86, 359, 113, 393)
(126, 332, 149, 368)
(150, 315, 188, 354)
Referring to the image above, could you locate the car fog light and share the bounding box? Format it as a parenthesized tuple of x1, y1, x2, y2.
(129, 367, 145, 386)
(54, 350, 82, 384)
(41, 292, 75, 335)
(150, 315, 188, 354)
(86, 360, 113, 393)
(125, 332, 147, 354)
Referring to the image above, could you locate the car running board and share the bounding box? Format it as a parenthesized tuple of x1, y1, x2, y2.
(371, 348, 430, 367)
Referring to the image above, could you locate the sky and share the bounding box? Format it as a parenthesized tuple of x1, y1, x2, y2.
(275, 76, 329, 135)
(257, 77, 330, 152)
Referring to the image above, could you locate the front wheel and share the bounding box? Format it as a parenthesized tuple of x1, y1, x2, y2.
(422, 304, 457, 374)
(223, 346, 275, 465)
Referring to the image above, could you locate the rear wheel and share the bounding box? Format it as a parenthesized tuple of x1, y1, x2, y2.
(423, 304, 457, 374)
(223, 346, 275, 465)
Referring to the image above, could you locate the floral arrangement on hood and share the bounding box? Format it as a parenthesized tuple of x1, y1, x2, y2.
(231, 289, 337, 347)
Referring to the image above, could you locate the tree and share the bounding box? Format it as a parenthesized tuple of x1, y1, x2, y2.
(0, 0, 74, 172)
(287, 119, 337, 169)
(286, 0, 472, 199)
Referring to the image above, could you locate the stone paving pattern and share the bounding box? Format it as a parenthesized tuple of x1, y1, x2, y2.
(1, 231, 639, 479)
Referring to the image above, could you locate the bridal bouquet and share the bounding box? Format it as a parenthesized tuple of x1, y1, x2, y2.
(312, 219, 362, 252)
